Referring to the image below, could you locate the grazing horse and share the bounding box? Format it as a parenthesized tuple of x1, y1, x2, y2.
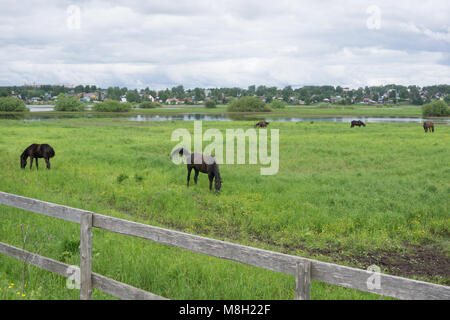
(350, 120, 366, 128)
(171, 148, 222, 194)
(255, 121, 269, 128)
(20, 144, 55, 170)
(423, 121, 434, 133)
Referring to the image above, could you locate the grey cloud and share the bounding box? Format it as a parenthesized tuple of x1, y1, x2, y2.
(0, 0, 449, 89)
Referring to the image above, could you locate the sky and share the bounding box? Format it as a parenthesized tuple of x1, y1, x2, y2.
(0, 0, 449, 90)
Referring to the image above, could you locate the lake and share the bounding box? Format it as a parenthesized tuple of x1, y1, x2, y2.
(0, 105, 447, 124)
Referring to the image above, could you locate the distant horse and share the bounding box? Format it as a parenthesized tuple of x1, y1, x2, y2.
(255, 121, 269, 128)
(350, 120, 366, 128)
(20, 144, 55, 170)
(423, 121, 434, 133)
(171, 148, 222, 194)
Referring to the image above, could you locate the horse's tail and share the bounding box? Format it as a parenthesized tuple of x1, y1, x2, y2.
(171, 147, 190, 160)
(48, 147, 55, 158)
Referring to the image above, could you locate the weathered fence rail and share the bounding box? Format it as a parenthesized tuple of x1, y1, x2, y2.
(0, 191, 449, 300)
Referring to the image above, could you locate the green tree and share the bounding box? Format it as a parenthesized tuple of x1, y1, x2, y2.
(409, 86, 423, 105)
(270, 100, 287, 109)
(126, 90, 140, 103)
(422, 100, 449, 117)
(54, 94, 85, 111)
(282, 86, 293, 102)
(205, 100, 217, 108)
(247, 85, 256, 96)
(93, 100, 132, 112)
(444, 95, 450, 104)
(0, 89, 10, 97)
(0, 97, 28, 111)
(172, 85, 185, 99)
(227, 96, 271, 112)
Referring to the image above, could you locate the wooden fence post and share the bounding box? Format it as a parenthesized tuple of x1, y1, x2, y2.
(295, 261, 311, 300)
(80, 212, 93, 300)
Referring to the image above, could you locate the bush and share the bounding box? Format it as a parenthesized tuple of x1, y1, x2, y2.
(54, 94, 85, 111)
(270, 100, 287, 109)
(422, 100, 449, 117)
(93, 100, 132, 112)
(227, 96, 271, 112)
(0, 97, 28, 112)
(204, 100, 217, 108)
(139, 101, 161, 108)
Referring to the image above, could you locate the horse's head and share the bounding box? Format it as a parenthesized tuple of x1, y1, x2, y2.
(20, 154, 27, 169)
(215, 178, 222, 194)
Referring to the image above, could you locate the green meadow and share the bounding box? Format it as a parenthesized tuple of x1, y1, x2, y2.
(0, 117, 448, 300)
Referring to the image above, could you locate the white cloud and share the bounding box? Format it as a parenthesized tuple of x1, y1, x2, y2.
(0, 0, 449, 89)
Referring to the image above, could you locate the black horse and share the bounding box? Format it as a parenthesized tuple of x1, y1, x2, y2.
(20, 144, 55, 170)
(423, 121, 434, 133)
(351, 120, 366, 128)
(255, 121, 269, 128)
(171, 148, 222, 194)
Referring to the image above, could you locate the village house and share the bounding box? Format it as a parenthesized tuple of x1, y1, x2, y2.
(166, 98, 180, 104)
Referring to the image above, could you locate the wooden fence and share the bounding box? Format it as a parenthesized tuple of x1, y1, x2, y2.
(0, 191, 449, 300)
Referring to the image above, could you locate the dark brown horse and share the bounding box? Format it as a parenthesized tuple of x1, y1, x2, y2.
(255, 121, 269, 128)
(20, 144, 55, 170)
(351, 120, 366, 128)
(423, 121, 434, 133)
(171, 148, 222, 194)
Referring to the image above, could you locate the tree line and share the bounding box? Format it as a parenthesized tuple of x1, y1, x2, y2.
(1, 84, 450, 105)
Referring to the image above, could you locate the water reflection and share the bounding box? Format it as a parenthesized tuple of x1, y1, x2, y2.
(0, 111, 449, 124)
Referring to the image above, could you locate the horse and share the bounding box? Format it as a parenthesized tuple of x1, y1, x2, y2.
(423, 121, 434, 133)
(171, 148, 222, 194)
(255, 121, 269, 128)
(20, 144, 55, 170)
(350, 120, 366, 128)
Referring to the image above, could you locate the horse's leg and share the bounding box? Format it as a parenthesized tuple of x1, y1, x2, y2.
(35, 158, 39, 170)
(187, 166, 192, 187)
(29, 156, 33, 170)
(208, 173, 214, 191)
(45, 158, 50, 169)
(194, 169, 199, 185)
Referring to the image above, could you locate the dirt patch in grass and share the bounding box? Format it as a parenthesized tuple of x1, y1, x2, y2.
(302, 244, 450, 285)
(350, 245, 449, 281)
(243, 234, 449, 285)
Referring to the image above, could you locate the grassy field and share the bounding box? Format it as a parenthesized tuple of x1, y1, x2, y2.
(0, 117, 448, 300)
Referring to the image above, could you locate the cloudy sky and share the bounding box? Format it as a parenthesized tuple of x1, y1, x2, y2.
(1, 0, 449, 89)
